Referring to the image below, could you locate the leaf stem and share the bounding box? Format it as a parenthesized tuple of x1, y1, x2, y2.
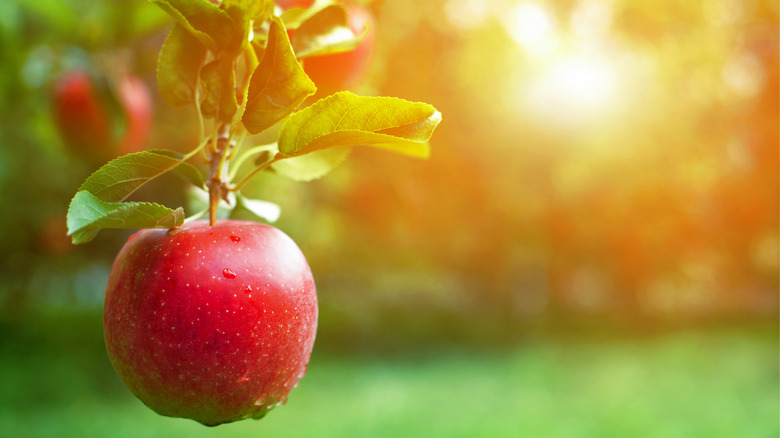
(229, 128, 248, 161)
(185, 137, 211, 161)
(183, 207, 209, 224)
(228, 143, 277, 180)
(229, 154, 282, 192)
(194, 72, 206, 143)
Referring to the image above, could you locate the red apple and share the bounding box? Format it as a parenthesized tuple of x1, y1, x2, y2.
(103, 220, 318, 426)
(115, 73, 153, 155)
(52, 70, 152, 163)
(302, 2, 376, 94)
(52, 70, 110, 156)
(38, 214, 74, 255)
(276, 0, 314, 9)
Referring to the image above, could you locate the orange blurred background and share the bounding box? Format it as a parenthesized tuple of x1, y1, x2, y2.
(0, 0, 777, 344)
(0, 1, 777, 436)
(277, 0, 779, 345)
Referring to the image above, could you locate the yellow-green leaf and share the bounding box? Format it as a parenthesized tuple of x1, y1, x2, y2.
(241, 16, 316, 134)
(271, 147, 351, 181)
(151, 0, 246, 57)
(151, 0, 227, 52)
(280, 0, 339, 30)
(291, 2, 366, 58)
(157, 23, 207, 107)
(223, 0, 272, 20)
(200, 57, 238, 123)
(277, 91, 441, 159)
(236, 193, 281, 223)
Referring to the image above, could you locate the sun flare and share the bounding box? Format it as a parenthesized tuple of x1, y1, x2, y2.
(500, 1, 624, 127)
(540, 53, 618, 108)
(504, 1, 559, 55)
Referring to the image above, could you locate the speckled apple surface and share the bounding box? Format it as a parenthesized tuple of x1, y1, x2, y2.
(103, 220, 318, 426)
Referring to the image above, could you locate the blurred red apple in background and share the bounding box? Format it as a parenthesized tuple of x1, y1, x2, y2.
(38, 214, 74, 255)
(114, 73, 153, 155)
(52, 69, 152, 163)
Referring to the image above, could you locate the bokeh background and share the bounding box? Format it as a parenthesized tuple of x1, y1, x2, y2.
(0, 0, 777, 436)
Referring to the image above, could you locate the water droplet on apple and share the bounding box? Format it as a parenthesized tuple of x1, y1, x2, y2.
(244, 285, 253, 293)
(230, 235, 241, 242)
(223, 268, 237, 279)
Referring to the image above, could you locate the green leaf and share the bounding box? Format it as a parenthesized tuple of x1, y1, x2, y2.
(241, 16, 317, 134)
(233, 42, 263, 127)
(280, 0, 339, 30)
(157, 23, 207, 107)
(236, 42, 261, 100)
(223, 0, 272, 20)
(149, 149, 207, 189)
(200, 57, 238, 123)
(151, 0, 228, 53)
(151, 0, 247, 57)
(170, 161, 206, 189)
(291, 2, 367, 58)
(271, 147, 351, 181)
(219, 5, 253, 59)
(236, 193, 281, 222)
(79, 150, 196, 202)
(277, 91, 441, 159)
(67, 191, 184, 244)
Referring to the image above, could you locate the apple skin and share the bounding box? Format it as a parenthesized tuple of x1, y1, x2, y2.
(276, 0, 314, 9)
(302, 2, 376, 95)
(103, 220, 318, 426)
(52, 70, 152, 162)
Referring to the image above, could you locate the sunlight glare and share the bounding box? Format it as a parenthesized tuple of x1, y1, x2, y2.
(444, 0, 490, 30)
(504, 2, 558, 55)
(525, 52, 620, 127)
(547, 55, 616, 107)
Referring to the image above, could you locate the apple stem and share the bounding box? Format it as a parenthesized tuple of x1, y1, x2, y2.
(208, 124, 232, 226)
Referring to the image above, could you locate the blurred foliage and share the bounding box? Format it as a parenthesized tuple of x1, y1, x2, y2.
(0, 0, 777, 349)
(290, 0, 779, 343)
(1, 312, 777, 437)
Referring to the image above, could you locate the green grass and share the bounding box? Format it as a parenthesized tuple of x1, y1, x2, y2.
(0, 316, 777, 438)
